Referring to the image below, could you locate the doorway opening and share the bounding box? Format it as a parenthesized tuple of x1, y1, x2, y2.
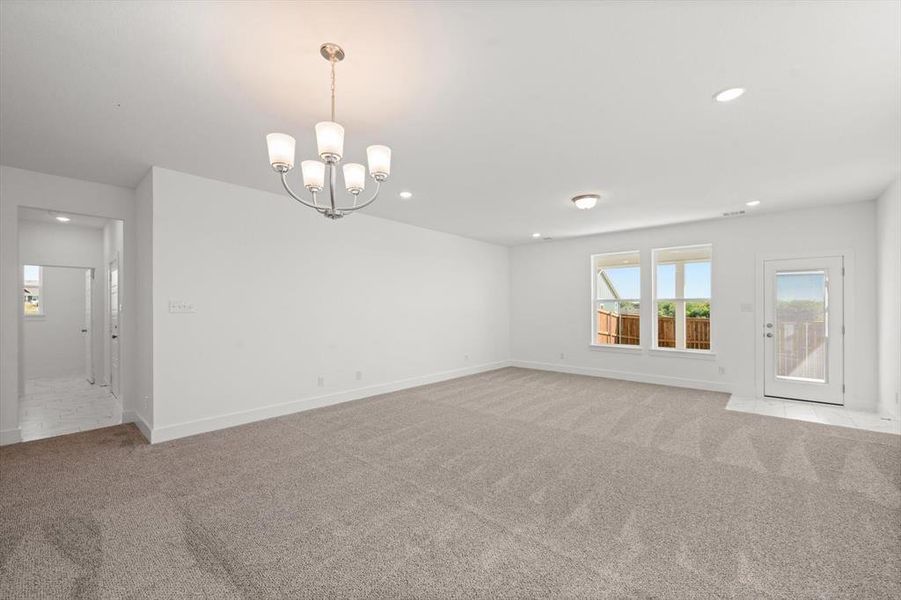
(18, 207, 125, 441)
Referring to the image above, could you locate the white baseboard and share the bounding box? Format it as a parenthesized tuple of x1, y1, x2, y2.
(511, 360, 732, 393)
(122, 410, 152, 442)
(148, 360, 512, 444)
(0, 427, 22, 446)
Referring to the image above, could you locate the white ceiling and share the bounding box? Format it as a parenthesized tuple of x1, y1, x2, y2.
(1, 1, 899, 245)
(19, 206, 114, 229)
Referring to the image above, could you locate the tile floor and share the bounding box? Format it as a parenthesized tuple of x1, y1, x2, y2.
(19, 376, 122, 442)
(726, 394, 900, 435)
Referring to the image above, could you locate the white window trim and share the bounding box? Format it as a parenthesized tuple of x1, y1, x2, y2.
(651, 245, 713, 353)
(590, 251, 642, 349)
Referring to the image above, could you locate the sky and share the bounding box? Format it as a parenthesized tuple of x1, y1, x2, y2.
(600, 262, 711, 300)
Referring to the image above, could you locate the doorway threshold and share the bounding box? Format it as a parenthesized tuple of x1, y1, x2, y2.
(726, 395, 899, 435)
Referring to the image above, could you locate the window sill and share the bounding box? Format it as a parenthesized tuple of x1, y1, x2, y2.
(24, 314, 45, 320)
(588, 344, 644, 354)
(648, 348, 716, 360)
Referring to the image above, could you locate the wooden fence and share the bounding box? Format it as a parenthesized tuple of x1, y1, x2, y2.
(597, 310, 710, 349)
(776, 321, 826, 379)
(596, 310, 640, 345)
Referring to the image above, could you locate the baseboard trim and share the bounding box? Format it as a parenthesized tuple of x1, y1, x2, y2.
(148, 360, 512, 444)
(122, 411, 152, 443)
(0, 427, 22, 446)
(511, 360, 732, 393)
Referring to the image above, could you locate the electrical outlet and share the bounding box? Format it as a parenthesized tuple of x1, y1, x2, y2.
(560, 352, 565, 359)
(464, 354, 469, 361)
(317, 376, 324, 387)
(718, 366, 726, 375)
(355, 371, 362, 381)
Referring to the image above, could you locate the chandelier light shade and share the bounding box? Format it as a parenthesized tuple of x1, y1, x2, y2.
(343, 163, 366, 193)
(301, 160, 325, 191)
(266, 133, 296, 170)
(315, 121, 345, 161)
(266, 43, 392, 219)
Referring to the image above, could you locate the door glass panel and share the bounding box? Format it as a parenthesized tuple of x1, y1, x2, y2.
(775, 271, 827, 382)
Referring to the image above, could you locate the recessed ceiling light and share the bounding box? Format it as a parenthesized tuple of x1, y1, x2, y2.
(745, 199, 761, 206)
(714, 87, 745, 102)
(532, 232, 541, 238)
(571, 193, 600, 210)
(399, 191, 413, 199)
(55, 216, 71, 222)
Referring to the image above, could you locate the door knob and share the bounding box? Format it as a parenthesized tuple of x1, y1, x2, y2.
(111, 335, 118, 339)
(81, 329, 87, 333)
(766, 332, 773, 338)
(766, 323, 773, 328)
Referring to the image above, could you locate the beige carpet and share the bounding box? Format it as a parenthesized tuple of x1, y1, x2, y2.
(1, 367, 899, 599)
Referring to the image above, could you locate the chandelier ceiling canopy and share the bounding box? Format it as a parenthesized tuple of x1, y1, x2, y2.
(266, 43, 391, 220)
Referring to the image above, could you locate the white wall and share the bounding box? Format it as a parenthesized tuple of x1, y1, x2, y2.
(876, 179, 901, 419)
(133, 171, 154, 432)
(147, 167, 510, 441)
(510, 201, 878, 412)
(18, 220, 104, 379)
(0, 166, 138, 445)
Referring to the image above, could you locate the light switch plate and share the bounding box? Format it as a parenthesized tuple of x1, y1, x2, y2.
(168, 300, 196, 313)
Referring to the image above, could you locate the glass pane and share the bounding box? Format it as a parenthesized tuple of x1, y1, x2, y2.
(686, 301, 711, 349)
(598, 266, 640, 300)
(656, 302, 675, 347)
(596, 301, 640, 346)
(23, 265, 41, 315)
(656, 264, 675, 299)
(684, 261, 711, 298)
(775, 271, 826, 381)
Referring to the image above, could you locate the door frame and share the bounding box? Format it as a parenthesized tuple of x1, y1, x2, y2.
(109, 255, 120, 399)
(755, 249, 854, 403)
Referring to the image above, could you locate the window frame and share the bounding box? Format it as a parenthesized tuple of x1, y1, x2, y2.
(590, 250, 642, 349)
(23, 264, 45, 318)
(651, 245, 713, 354)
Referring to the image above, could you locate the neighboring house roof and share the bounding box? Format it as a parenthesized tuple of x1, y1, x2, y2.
(598, 270, 620, 300)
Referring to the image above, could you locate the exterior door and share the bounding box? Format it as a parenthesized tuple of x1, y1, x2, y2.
(83, 269, 94, 384)
(763, 257, 844, 404)
(109, 258, 120, 399)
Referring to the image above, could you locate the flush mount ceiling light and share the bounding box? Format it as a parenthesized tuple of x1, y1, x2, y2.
(572, 193, 600, 210)
(531, 232, 541, 238)
(714, 87, 745, 102)
(55, 215, 71, 222)
(266, 43, 392, 220)
(399, 191, 413, 199)
(745, 199, 761, 206)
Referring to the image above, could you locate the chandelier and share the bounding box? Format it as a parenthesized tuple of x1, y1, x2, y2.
(265, 43, 391, 220)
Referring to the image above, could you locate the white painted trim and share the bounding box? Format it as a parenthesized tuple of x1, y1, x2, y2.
(511, 360, 731, 393)
(147, 361, 512, 444)
(122, 410, 152, 443)
(0, 427, 22, 446)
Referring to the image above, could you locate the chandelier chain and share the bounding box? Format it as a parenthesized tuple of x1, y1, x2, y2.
(330, 58, 336, 122)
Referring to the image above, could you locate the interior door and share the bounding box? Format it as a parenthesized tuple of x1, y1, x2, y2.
(763, 256, 844, 404)
(109, 258, 120, 399)
(83, 269, 94, 384)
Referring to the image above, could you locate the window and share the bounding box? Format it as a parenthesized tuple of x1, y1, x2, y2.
(23, 265, 43, 316)
(653, 245, 711, 351)
(591, 251, 640, 346)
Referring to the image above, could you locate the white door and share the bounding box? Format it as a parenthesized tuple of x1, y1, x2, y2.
(83, 269, 94, 384)
(109, 258, 120, 399)
(763, 257, 844, 404)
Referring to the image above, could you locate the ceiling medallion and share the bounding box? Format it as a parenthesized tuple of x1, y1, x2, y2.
(266, 43, 392, 220)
